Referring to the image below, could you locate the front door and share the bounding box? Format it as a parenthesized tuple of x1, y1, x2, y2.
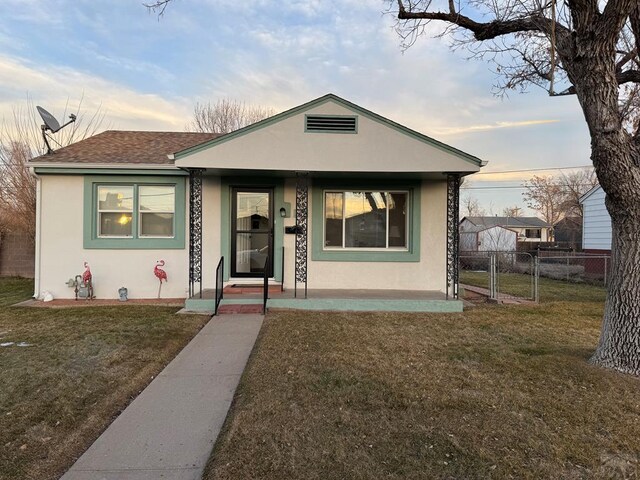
(231, 187, 274, 277)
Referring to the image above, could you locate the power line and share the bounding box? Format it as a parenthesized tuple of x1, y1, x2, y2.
(463, 183, 597, 190)
(473, 165, 592, 175)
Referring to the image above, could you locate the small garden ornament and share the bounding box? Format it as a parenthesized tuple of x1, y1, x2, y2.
(154, 260, 168, 298)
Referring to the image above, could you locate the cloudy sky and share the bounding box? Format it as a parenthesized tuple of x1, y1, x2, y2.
(0, 0, 592, 213)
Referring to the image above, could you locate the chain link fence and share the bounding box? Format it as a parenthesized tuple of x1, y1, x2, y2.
(537, 253, 609, 286)
(460, 251, 610, 303)
(460, 251, 537, 302)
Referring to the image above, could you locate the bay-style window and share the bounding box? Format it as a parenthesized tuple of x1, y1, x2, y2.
(85, 176, 185, 249)
(324, 191, 408, 249)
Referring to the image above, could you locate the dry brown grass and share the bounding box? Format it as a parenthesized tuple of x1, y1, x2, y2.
(0, 278, 208, 480)
(205, 302, 640, 480)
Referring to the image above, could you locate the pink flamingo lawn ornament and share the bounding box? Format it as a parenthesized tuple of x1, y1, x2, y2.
(82, 262, 94, 299)
(82, 262, 92, 284)
(154, 260, 168, 298)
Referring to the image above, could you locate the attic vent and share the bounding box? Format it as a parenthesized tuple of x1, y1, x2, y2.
(305, 115, 357, 133)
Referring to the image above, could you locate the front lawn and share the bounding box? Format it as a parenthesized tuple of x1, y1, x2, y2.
(205, 300, 639, 479)
(0, 278, 208, 480)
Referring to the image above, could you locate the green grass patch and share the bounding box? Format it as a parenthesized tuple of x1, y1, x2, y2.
(0, 278, 207, 480)
(204, 301, 640, 480)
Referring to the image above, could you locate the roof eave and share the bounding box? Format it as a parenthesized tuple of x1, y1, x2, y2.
(28, 162, 180, 170)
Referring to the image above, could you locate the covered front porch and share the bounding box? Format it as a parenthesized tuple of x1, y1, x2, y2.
(184, 287, 464, 314)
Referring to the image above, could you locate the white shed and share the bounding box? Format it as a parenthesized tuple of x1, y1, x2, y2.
(460, 225, 517, 252)
(579, 185, 611, 253)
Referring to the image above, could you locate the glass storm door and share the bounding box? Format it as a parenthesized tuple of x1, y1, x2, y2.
(231, 188, 274, 277)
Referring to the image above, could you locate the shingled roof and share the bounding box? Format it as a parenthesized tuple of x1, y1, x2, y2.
(29, 130, 221, 165)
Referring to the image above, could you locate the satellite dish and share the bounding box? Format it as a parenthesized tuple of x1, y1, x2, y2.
(37, 106, 61, 132)
(36, 106, 77, 154)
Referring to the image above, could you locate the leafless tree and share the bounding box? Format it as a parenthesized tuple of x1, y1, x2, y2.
(0, 98, 105, 241)
(461, 194, 485, 217)
(186, 99, 275, 134)
(502, 205, 523, 217)
(560, 169, 599, 219)
(523, 170, 598, 224)
(394, 0, 640, 375)
(522, 175, 564, 225)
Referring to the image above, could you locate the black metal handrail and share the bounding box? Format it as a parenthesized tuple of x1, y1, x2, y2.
(281, 246, 285, 292)
(214, 256, 224, 315)
(263, 255, 269, 314)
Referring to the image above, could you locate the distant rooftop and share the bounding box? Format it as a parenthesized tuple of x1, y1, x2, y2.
(463, 216, 552, 228)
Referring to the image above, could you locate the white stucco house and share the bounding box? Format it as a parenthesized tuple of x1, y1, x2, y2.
(28, 94, 485, 311)
(579, 185, 611, 254)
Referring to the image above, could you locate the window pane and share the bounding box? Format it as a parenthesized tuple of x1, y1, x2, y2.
(324, 192, 343, 247)
(139, 185, 175, 212)
(235, 233, 269, 273)
(100, 212, 132, 236)
(344, 192, 386, 248)
(140, 213, 174, 237)
(388, 192, 408, 247)
(236, 192, 270, 230)
(98, 186, 133, 211)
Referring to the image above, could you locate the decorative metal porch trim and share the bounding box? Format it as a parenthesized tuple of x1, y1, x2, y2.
(189, 169, 204, 299)
(294, 173, 309, 298)
(446, 174, 461, 299)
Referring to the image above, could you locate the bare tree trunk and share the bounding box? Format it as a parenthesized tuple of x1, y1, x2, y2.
(563, 31, 640, 375)
(591, 210, 640, 375)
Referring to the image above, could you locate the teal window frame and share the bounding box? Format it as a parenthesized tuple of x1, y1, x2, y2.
(311, 180, 421, 262)
(84, 175, 186, 249)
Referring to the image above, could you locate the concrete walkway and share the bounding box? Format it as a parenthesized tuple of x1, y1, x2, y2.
(61, 314, 263, 480)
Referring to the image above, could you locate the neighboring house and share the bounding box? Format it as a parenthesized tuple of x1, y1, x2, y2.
(28, 94, 485, 307)
(553, 217, 582, 250)
(579, 185, 611, 254)
(460, 216, 553, 245)
(459, 224, 517, 252)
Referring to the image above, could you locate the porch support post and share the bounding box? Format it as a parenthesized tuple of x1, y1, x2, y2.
(189, 168, 203, 299)
(294, 173, 309, 298)
(446, 173, 461, 300)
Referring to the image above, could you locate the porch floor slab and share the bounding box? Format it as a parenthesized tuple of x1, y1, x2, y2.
(196, 288, 451, 300)
(186, 289, 463, 313)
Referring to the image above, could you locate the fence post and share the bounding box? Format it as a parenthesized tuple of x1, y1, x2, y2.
(604, 256, 608, 287)
(534, 256, 540, 303)
(489, 253, 498, 301)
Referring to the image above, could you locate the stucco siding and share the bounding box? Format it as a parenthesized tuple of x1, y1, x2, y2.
(280, 179, 448, 291)
(37, 175, 189, 299)
(581, 186, 612, 251)
(176, 101, 479, 174)
(201, 176, 222, 289)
